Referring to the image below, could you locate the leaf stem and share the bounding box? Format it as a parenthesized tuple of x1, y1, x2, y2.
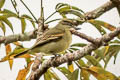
(44, 11, 57, 22)
(20, 0, 38, 22)
(10, 0, 19, 16)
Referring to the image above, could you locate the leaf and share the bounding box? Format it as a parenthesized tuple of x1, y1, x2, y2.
(80, 68, 90, 80)
(16, 61, 33, 80)
(10, 46, 32, 59)
(0, 9, 18, 18)
(21, 18, 26, 33)
(94, 46, 106, 60)
(21, 14, 35, 28)
(104, 45, 120, 68)
(85, 66, 118, 80)
(57, 67, 71, 78)
(56, 3, 84, 18)
(69, 47, 79, 51)
(103, 46, 110, 56)
(0, 21, 6, 35)
(77, 59, 88, 67)
(5, 44, 13, 70)
(13, 41, 21, 46)
(88, 19, 116, 31)
(0, 18, 14, 33)
(109, 39, 120, 44)
(88, 20, 106, 35)
(44, 69, 52, 80)
(0, 46, 32, 62)
(85, 55, 102, 68)
(56, 3, 84, 13)
(0, 0, 5, 9)
(68, 69, 79, 80)
(71, 43, 86, 47)
(67, 62, 74, 72)
(48, 69, 61, 80)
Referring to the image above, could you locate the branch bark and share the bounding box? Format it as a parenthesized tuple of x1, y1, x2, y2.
(0, 29, 37, 45)
(110, 0, 120, 17)
(85, 1, 114, 19)
(28, 27, 120, 80)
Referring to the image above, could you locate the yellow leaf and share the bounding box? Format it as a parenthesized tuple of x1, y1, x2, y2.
(84, 66, 117, 80)
(16, 61, 33, 80)
(5, 44, 11, 55)
(104, 46, 110, 56)
(18, 54, 33, 58)
(80, 68, 89, 80)
(13, 41, 21, 46)
(68, 62, 74, 72)
(5, 44, 13, 70)
(104, 23, 115, 31)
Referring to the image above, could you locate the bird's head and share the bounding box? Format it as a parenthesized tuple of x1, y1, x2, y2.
(59, 18, 81, 30)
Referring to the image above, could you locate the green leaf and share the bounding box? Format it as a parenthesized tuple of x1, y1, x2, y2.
(71, 43, 86, 47)
(109, 39, 120, 44)
(21, 18, 26, 33)
(69, 47, 79, 51)
(0, 0, 5, 9)
(48, 69, 61, 80)
(56, 3, 84, 18)
(104, 45, 120, 68)
(88, 20, 106, 35)
(94, 46, 106, 60)
(85, 55, 102, 68)
(0, 21, 6, 35)
(0, 9, 18, 18)
(68, 69, 79, 80)
(56, 3, 84, 13)
(21, 14, 35, 28)
(0, 18, 14, 33)
(57, 67, 71, 78)
(44, 69, 52, 80)
(77, 59, 88, 67)
(25, 58, 31, 66)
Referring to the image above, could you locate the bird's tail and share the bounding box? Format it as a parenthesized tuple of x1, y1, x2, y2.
(14, 49, 29, 58)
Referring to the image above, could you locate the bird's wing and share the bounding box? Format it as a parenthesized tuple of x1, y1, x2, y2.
(31, 28, 65, 49)
(14, 28, 65, 58)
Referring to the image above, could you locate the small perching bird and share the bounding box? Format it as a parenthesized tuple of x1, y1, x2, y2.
(14, 19, 78, 58)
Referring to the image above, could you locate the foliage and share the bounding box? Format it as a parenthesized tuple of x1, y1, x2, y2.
(0, 0, 120, 80)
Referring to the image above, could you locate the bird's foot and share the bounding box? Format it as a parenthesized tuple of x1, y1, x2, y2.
(51, 54, 61, 60)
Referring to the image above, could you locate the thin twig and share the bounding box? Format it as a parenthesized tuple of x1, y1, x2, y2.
(10, 0, 19, 16)
(70, 28, 99, 45)
(45, 18, 61, 24)
(45, 11, 57, 22)
(20, 0, 38, 22)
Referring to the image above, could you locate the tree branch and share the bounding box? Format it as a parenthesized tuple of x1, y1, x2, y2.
(85, 1, 115, 19)
(28, 27, 120, 80)
(70, 28, 97, 44)
(0, 29, 37, 45)
(110, 0, 120, 17)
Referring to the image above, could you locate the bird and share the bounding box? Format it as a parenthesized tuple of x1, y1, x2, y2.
(14, 19, 77, 58)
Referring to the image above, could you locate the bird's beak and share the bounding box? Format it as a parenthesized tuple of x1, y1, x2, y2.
(71, 26, 81, 30)
(74, 27, 81, 30)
